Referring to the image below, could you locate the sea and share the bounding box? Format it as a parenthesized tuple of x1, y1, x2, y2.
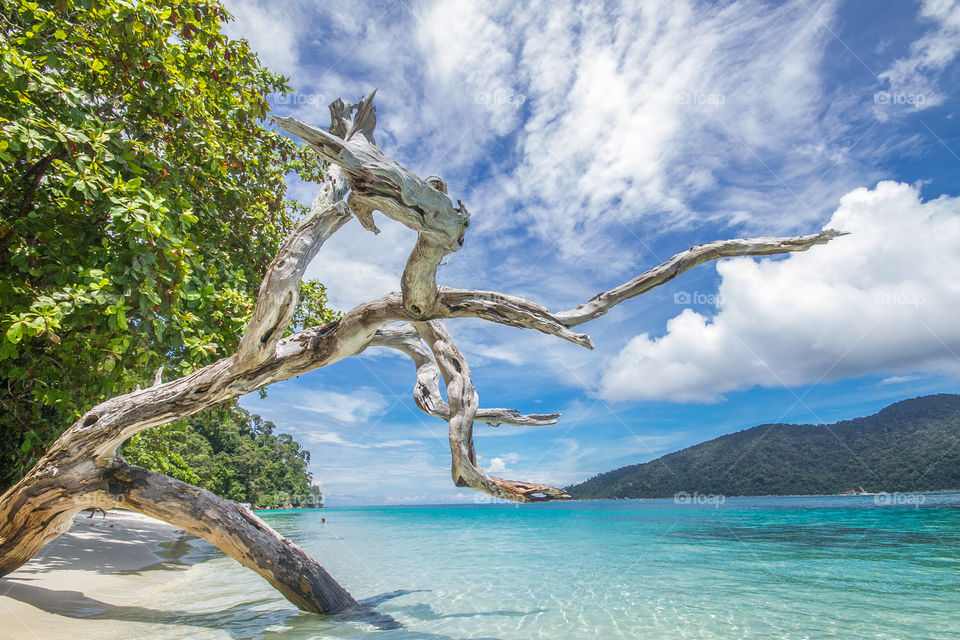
(140, 493, 960, 639)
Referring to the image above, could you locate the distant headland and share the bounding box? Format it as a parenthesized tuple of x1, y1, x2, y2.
(567, 394, 960, 500)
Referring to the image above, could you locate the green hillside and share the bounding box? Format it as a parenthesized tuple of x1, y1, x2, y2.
(567, 394, 960, 499)
(122, 400, 323, 509)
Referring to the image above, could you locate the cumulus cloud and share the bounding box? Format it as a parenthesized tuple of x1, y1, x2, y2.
(486, 457, 508, 473)
(877, 0, 960, 112)
(600, 182, 960, 402)
(484, 452, 520, 473)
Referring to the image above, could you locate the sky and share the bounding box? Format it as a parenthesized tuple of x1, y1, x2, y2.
(220, 0, 960, 505)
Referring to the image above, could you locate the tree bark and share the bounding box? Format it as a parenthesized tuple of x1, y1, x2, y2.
(106, 462, 356, 613)
(0, 90, 847, 613)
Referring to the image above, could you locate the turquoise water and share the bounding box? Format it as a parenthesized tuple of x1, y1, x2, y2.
(141, 494, 960, 638)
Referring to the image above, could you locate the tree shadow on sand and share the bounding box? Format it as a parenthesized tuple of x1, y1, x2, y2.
(0, 581, 540, 638)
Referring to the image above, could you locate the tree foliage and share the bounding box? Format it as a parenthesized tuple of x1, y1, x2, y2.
(567, 394, 960, 499)
(123, 400, 323, 508)
(0, 0, 335, 487)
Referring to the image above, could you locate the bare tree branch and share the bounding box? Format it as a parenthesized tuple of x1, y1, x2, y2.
(107, 462, 356, 613)
(273, 96, 469, 318)
(436, 288, 593, 348)
(1, 91, 848, 615)
(236, 166, 352, 367)
(556, 230, 847, 327)
(368, 325, 561, 427)
(413, 320, 571, 502)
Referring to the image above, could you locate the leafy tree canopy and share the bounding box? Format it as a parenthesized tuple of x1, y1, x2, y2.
(0, 0, 335, 487)
(123, 400, 324, 508)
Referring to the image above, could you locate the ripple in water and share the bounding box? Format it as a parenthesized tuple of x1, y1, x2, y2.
(126, 495, 960, 639)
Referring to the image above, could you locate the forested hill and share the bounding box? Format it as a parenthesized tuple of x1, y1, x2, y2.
(567, 394, 960, 499)
(123, 401, 323, 509)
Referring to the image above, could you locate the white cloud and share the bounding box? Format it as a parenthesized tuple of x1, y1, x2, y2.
(290, 386, 389, 423)
(486, 457, 507, 473)
(879, 374, 925, 385)
(484, 452, 520, 473)
(303, 217, 414, 312)
(600, 181, 960, 402)
(374, 439, 421, 448)
(304, 431, 362, 447)
(221, 0, 304, 80)
(453, 0, 857, 264)
(877, 0, 960, 112)
(303, 432, 419, 449)
(227, 0, 868, 284)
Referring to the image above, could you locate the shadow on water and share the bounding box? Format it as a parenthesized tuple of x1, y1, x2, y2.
(392, 602, 547, 621)
(331, 589, 429, 630)
(0, 580, 532, 639)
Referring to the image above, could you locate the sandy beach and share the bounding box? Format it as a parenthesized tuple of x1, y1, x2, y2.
(0, 510, 202, 640)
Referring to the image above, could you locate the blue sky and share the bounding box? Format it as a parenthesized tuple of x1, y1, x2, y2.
(220, 0, 960, 505)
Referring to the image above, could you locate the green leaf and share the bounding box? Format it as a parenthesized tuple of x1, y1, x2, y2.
(6, 323, 24, 344)
(0, 0, 333, 487)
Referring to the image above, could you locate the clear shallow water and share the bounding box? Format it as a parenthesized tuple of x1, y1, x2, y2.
(137, 494, 960, 639)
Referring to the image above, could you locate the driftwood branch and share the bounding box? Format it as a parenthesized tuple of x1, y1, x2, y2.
(236, 167, 352, 366)
(556, 230, 846, 327)
(368, 325, 560, 427)
(413, 320, 570, 501)
(106, 462, 356, 613)
(273, 93, 469, 318)
(0, 90, 847, 615)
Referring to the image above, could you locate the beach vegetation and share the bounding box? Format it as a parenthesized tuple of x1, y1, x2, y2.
(0, 0, 334, 488)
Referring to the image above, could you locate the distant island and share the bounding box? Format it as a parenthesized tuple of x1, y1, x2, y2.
(566, 394, 960, 499)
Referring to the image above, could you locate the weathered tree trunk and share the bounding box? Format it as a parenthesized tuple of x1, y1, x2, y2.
(0, 91, 846, 613)
(107, 462, 356, 613)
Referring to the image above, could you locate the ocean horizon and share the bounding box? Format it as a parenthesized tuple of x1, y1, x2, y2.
(107, 492, 960, 639)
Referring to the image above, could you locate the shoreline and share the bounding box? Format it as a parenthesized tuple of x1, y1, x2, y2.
(560, 488, 960, 502)
(0, 510, 203, 639)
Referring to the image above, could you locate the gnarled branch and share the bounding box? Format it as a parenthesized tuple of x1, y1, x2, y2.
(0, 90, 847, 616)
(556, 230, 846, 327)
(413, 320, 571, 502)
(367, 325, 561, 427)
(273, 98, 469, 318)
(236, 166, 352, 367)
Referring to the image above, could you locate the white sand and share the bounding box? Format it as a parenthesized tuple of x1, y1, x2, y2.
(0, 510, 202, 639)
